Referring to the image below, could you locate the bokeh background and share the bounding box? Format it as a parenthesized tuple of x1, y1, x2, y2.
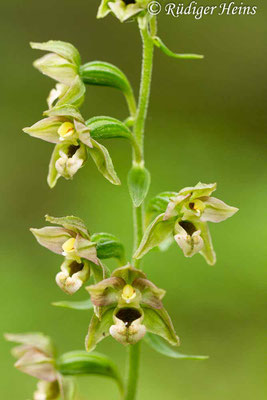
(1, 0, 266, 399)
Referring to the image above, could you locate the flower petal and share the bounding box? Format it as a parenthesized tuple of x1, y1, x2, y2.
(33, 53, 78, 85)
(86, 277, 124, 307)
(23, 117, 64, 144)
(195, 221, 216, 265)
(45, 215, 90, 239)
(31, 40, 81, 66)
(134, 214, 175, 259)
(4, 333, 54, 357)
(97, 0, 112, 18)
(133, 278, 165, 309)
(201, 196, 239, 223)
(44, 105, 84, 123)
(88, 139, 121, 185)
(112, 264, 146, 283)
(164, 194, 189, 220)
(30, 226, 72, 255)
(47, 83, 69, 110)
(179, 182, 217, 200)
(143, 307, 180, 346)
(86, 308, 114, 352)
(56, 76, 85, 108)
(75, 235, 99, 264)
(14, 349, 57, 381)
(109, 2, 143, 22)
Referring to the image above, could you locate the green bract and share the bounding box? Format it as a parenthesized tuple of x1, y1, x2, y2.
(85, 264, 179, 350)
(135, 182, 238, 265)
(97, 0, 149, 22)
(4, 333, 76, 400)
(23, 105, 120, 187)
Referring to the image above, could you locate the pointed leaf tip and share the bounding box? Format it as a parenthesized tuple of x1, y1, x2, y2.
(145, 333, 209, 360)
(52, 299, 93, 310)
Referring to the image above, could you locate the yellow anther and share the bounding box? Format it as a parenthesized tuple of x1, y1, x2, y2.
(58, 122, 75, 138)
(62, 237, 76, 253)
(122, 285, 136, 303)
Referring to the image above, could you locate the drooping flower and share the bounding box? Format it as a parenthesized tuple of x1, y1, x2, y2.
(30, 215, 102, 295)
(23, 105, 120, 187)
(85, 264, 179, 350)
(31, 41, 85, 109)
(97, 0, 150, 22)
(4, 333, 75, 400)
(134, 182, 238, 265)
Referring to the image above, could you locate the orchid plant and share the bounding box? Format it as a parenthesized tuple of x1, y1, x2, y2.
(5, 3, 238, 400)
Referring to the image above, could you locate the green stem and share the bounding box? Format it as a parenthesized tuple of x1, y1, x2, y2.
(133, 23, 154, 157)
(124, 342, 141, 400)
(125, 19, 154, 400)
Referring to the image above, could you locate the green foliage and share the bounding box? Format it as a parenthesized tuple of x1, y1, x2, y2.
(153, 36, 204, 60)
(91, 232, 125, 262)
(145, 333, 209, 360)
(57, 350, 123, 391)
(52, 299, 94, 310)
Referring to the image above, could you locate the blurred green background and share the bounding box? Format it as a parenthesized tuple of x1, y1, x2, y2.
(1, 0, 266, 399)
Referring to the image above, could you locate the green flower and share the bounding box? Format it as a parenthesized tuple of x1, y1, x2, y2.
(23, 105, 120, 187)
(97, 0, 149, 22)
(31, 215, 100, 295)
(31, 41, 85, 109)
(135, 182, 238, 265)
(85, 264, 179, 350)
(4, 333, 75, 400)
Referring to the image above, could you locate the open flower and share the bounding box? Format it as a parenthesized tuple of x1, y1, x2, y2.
(97, 0, 149, 22)
(4, 333, 75, 400)
(135, 182, 238, 265)
(30, 215, 100, 295)
(23, 105, 120, 187)
(86, 264, 179, 350)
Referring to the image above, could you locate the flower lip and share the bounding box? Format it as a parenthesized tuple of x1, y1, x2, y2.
(67, 144, 80, 157)
(67, 260, 84, 276)
(179, 220, 196, 236)
(115, 308, 142, 327)
(123, 0, 136, 4)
